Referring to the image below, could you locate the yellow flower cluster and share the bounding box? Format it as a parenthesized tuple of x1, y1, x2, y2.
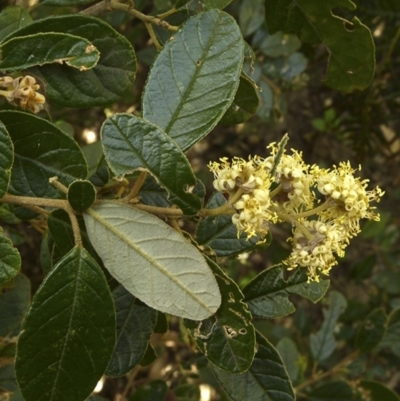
(208, 139, 384, 282)
(209, 156, 276, 238)
(0, 75, 46, 113)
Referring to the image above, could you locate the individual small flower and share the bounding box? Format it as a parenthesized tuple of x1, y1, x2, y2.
(0, 75, 46, 113)
(313, 162, 384, 236)
(265, 143, 314, 210)
(285, 219, 348, 282)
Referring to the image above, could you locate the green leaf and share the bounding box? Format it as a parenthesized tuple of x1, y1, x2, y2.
(219, 74, 259, 126)
(212, 331, 295, 401)
(0, 227, 21, 284)
(130, 380, 167, 401)
(15, 247, 116, 401)
(0, 33, 99, 71)
(83, 202, 221, 320)
(81, 141, 104, 178)
(276, 337, 300, 383)
(101, 113, 201, 215)
(0, 111, 87, 198)
(195, 193, 262, 257)
(67, 179, 96, 212)
(106, 285, 157, 377)
(242, 265, 330, 319)
(0, 121, 13, 199)
(142, 10, 244, 152)
(0, 6, 32, 42)
(6, 14, 136, 107)
(356, 308, 387, 352)
(309, 381, 361, 401)
(47, 210, 76, 257)
(185, 258, 255, 373)
(264, 0, 375, 92)
(39, 232, 58, 276)
(0, 274, 30, 337)
(359, 380, 400, 401)
(138, 176, 172, 208)
(139, 343, 157, 366)
(310, 291, 347, 362)
(239, 0, 265, 37)
(259, 31, 301, 58)
(379, 307, 400, 357)
(154, 311, 168, 334)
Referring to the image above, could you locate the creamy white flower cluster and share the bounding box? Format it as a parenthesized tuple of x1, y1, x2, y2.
(208, 142, 384, 282)
(0, 75, 45, 113)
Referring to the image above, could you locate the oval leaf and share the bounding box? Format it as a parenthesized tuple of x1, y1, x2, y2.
(0, 121, 13, 199)
(359, 380, 400, 401)
(0, 33, 99, 71)
(309, 381, 360, 401)
(0, 6, 32, 42)
(142, 10, 244, 151)
(83, 202, 221, 320)
(242, 264, 329, 319)
(0, 111, 87, 198)
(185, 258, 255, 373)
(264, 0, 375, 92)
(67, 179, 96, 212)
(106, 285, 157, 377)
(101, 114, 201, 215)
(0, 227, 21, 284)
(5, 14, 136, 107)
(15, 247, 116, 401)
(212, 331, 295, 401)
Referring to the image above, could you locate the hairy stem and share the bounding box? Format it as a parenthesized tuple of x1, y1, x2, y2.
(123, 171, 148, 202)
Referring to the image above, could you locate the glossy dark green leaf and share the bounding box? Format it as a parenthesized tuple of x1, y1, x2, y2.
(130, 380, 167, 401)
(15, 247, 116, 401)
(242, 264, 330, 319)
(0, 33, 99, 71)
(276, 337, 300, 383)
(219, 74, 259, 126)
(0, 274, 30, 337)
(139, 343, 157, 366)
(212, 331, 295, 401)
(39, 232, 58, 276)
(310, 291, 347, 362)
(106, 285, 157, 377)
(84, 202, 221, 320)
(0, 227, 21, 284)
(142, 10, 244, 152)
(379, 307, 400, 356)
(356, 308, 387, 352)
(101, 113, 201, 215)
(6, 15, 136, 107)
(67, 179, 96, 212)
(0, 6, 32, 42)
(359, 380, 400, 401)
(264, 0, 375, 92)
(195, 193, 262, 257)
(0, 121, 13, 199)
(185, 258, 255, 373)
(0, 111, 87, 198)
(309, 381, 361, 401)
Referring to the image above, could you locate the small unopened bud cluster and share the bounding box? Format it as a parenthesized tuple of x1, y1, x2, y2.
(208, 138, 384, 282)
(0, 75, 46, 113)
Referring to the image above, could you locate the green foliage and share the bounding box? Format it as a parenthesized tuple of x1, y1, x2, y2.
(0, 1, 397, 401)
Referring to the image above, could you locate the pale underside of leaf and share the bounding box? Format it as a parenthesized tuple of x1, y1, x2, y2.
(84, 202, 221, 320)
